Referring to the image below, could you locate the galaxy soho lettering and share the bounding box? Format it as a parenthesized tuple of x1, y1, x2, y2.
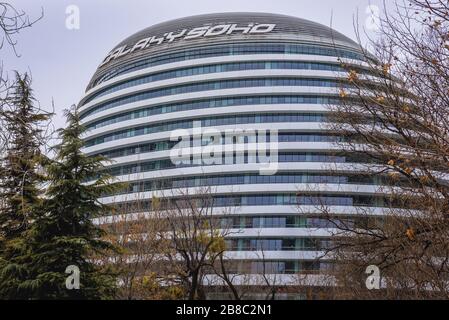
(99, 23, 277, 67)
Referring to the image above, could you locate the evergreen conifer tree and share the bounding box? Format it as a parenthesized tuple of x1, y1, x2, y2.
(0, 72, 49, 240)
(1, 105, 124, 299)
(0, 72, 51, 299)
(21, 108, 124, 299)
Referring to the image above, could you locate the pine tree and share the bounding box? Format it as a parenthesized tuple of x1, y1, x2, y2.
(0, 72, 49, 238)
(0, 72, 51, 299)
(15, 108, 125, 299)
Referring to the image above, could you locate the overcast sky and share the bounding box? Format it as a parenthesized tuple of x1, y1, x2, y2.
(4, 0, 388, 129)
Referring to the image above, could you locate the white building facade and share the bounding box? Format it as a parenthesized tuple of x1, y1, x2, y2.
(79, 13, 384, 299)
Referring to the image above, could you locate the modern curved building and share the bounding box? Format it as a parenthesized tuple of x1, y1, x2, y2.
(79, 13, 383, 299)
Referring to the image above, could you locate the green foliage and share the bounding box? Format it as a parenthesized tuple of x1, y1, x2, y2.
(0, 72, 51, 299)
(0, 103, 126, 299)
(0, 72, 50, 242)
